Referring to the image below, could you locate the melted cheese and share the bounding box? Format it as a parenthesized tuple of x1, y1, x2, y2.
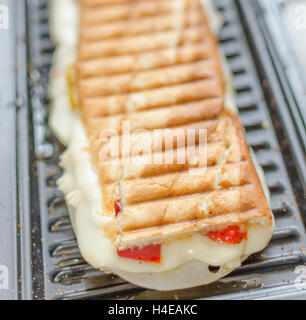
(48, 0, 79, 146)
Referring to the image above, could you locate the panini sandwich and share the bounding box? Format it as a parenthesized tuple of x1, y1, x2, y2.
(49, 0, 274, 290)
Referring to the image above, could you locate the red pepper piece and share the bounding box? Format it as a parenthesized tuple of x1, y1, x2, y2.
(206, 226, 247, 245)
(114, 200, 121, 217)
(117, 244, 161, 263)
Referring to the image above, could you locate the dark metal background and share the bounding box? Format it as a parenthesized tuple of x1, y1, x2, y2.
(1, 0, 305, 299)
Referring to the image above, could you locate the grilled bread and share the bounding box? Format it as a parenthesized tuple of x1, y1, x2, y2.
(75, 0, 272, 249)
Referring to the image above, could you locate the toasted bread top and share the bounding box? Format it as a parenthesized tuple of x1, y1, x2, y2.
(75, 0, 272, 248)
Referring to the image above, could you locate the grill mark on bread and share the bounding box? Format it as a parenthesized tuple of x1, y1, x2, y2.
(97, 142, 226, 184)
(85, 98, 224, 136)
(92, 119, 220, 162)
(81, 0, 199, 24)
(120, 184, 258, 232)
(103, 162, 250, 205)
(77, 42, 216, 78)
(80, 10, 205, 41)
(80, 0, 192, 9)
(80, 0, 142, 7)
(79, 26, 209, 60)
(82, 79, 223, 117)
(119, 210, 266, 249)
(79, 60, 218, 98)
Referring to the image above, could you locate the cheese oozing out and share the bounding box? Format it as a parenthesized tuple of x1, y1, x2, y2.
(50, 0, 274, 290)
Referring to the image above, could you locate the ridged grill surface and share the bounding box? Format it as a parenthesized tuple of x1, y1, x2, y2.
(27, 0, 306, 300)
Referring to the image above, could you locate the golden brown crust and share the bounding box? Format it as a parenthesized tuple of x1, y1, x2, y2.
(91, 119, 221, 162)
(85, 98, 223, 136)
(77, 42, 218, 78)
(97, 142, 225, 184)
(80, 0, 200, 24)
(74, 0, 272, 248)
(79, 60, 219, 98)
(121, 186, 262, 232)
(80, 10, 205, 41)
(81, 79, 223, 117)
(80, 0, 144, 8)
(78, 26, 209, 60)
(121, 162, 250, 205)
(119, 210, 268, 249)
